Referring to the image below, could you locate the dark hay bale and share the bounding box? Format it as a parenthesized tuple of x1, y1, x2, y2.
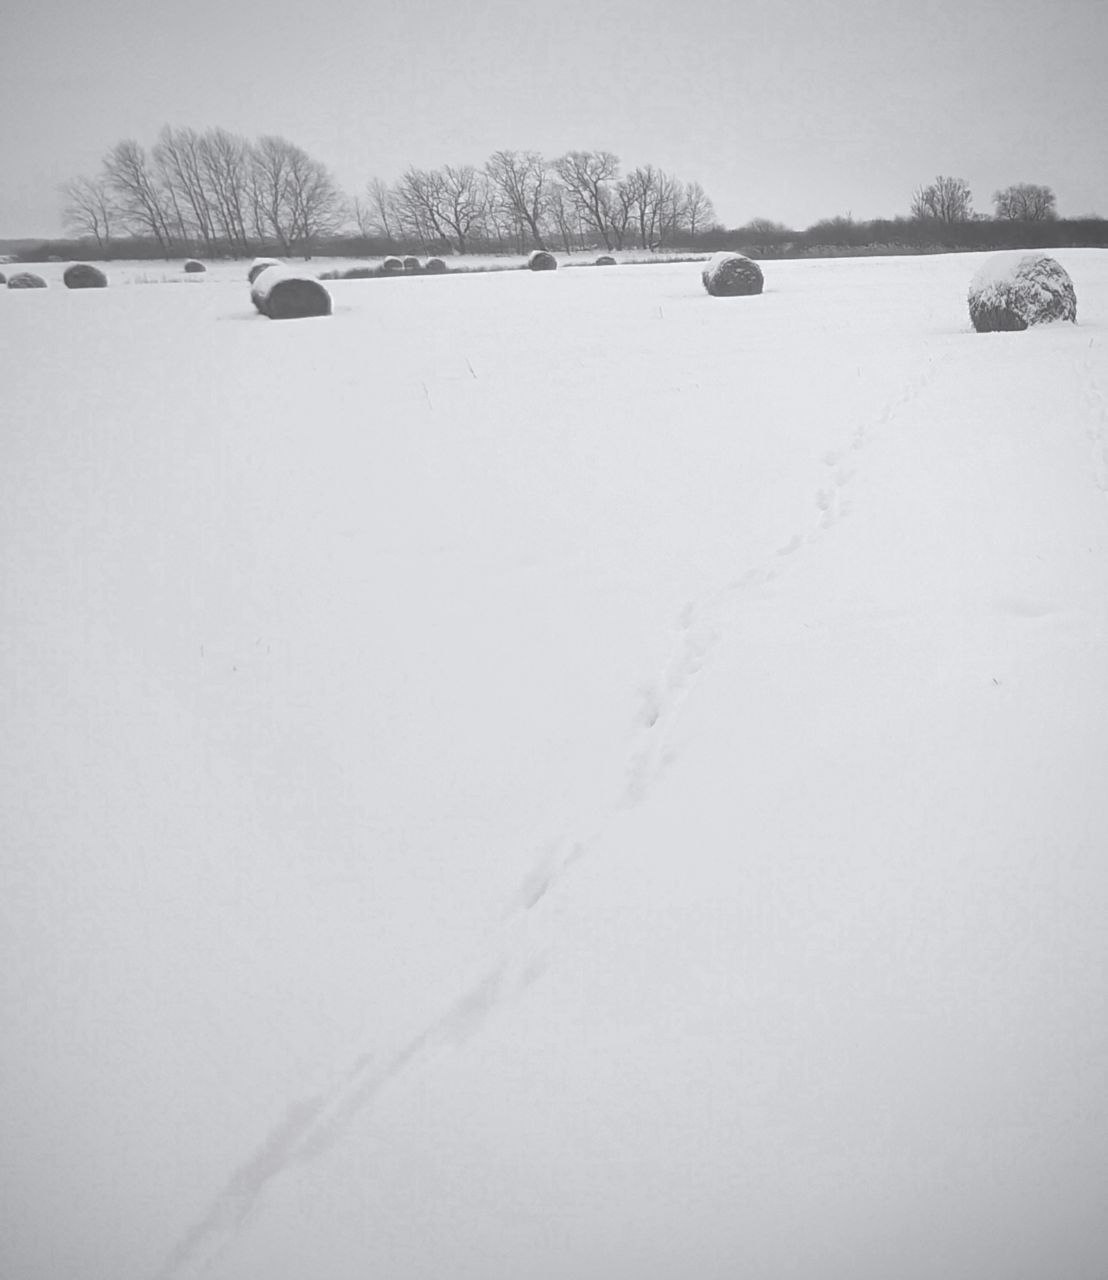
(184, 259, 206, 273)
(595, 255, 617, 266)
(382, 256, 404, 274)
(424, 258, 448, 274)
(252, 269, 332, 320)
(701, 252, 763, 297)
(0, 271, 5, 285)
(403, 256, 421, 273)
(63, 262, 108, 289)
(248, 257, 282, 284)
(7, 271, 47, 289)
(967, 253, 1076, 332)
(528, 250, 557, 271)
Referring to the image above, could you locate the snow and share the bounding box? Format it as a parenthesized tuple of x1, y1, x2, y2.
(3, 250, 1108, 1280)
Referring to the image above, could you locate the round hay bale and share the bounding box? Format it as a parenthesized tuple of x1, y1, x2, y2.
(250, 267, 331, 320)
(595, 255, 617, 266)
(248, 257, 283, 284)
(63, 262, 108, 289)
(184, 259, 206, 273)
(701, 252, 763, 297)
(0, 271, 6, 285)
(403, 256, 421, 273)
(381, 256, 404, 275)
(424, 258, 448, 274)
(7, 271, 47, 289)
(249, 263, 283, 312)
(528, 249, 557, 271)
(967, 252, 1077, 332)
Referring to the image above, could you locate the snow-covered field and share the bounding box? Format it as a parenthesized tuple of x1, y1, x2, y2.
(3, 249, 705, 290)
(3, 251, 1108, 1280)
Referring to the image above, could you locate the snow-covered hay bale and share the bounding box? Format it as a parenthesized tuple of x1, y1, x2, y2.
(403, 256, 421, 273)
(249, 264, 282, 313)
(63, 263, 108, 289)
(382, 256, 404, 275)
(424, 258, 447, 274)
(967, 253, 1077, 332)
(595, 255, 617, 266)
(248, 257, 282, 285)
(7, 271, 47, 289)
(250, 267, 331, 320)
(528, 250, 557, 271)
(701, 252, 763, 297)
(184, 259, 206, 273)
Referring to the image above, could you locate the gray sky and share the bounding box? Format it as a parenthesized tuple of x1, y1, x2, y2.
(2, 0, 1106, 236)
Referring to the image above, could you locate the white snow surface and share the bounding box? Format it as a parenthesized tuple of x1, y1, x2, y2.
(3, 251, 1108, 1280)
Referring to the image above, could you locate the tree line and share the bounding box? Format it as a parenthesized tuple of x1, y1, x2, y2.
(719, 176, 1106, 257)
(60, 128, 718, 258)
(55, 145, 1108, 262)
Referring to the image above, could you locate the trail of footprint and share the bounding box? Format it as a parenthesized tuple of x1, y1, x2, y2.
(160, 350, 948, 1279)
(620, 351, 946, 812)
(158, 951, 546, 1280)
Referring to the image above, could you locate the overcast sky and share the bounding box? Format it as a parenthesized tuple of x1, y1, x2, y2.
(2, 0, 1106, 237)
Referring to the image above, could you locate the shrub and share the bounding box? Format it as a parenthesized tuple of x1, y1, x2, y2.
(701, 252, 764, 297)
(63, 263, 108, 289)
(403, 256, 421, 273)
(967, 252, 1077, 332)
(248, 257, 282, 284)
(528, 250, 557, 271)
(250, 267, 332, 320)
(595, 255, 617, 266)
(7, 271, 47, 289)
(424, 258, 448, 274)
(184, 259, 206, 273)
(382, 256, 404, 274)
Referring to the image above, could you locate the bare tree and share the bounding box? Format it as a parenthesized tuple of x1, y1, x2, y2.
(437, 165, 488, 254)
(60, 175, 115, 249)
(364, 176, 399, 244)
(485, 150, 549, 250)
(911, 175, 973, 222)
(621, 165, 682, 249)
(394, 168, 451, 249)
(103, 139, 174, 250)
(546, 183, 576, 253)
(154, 126, 216, 248)
(993, 182, 1057, 221)
(552, 150, 620, 249)
(249, 136, 296, 252)
(247, 136, 341, 255)
(197, 128, 252, 255)
(680, 180, 715, 241)
(284, 144, 344, 253)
